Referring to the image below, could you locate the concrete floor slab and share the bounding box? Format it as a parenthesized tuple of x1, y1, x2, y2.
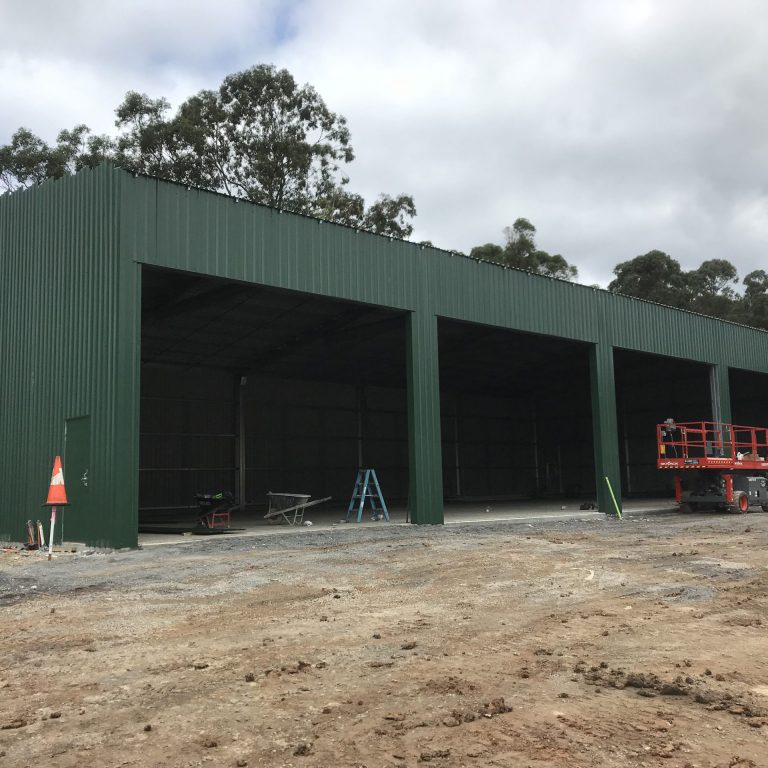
(138, 497, 677, 547)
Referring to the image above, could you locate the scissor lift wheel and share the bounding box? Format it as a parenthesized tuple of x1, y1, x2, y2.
(730, 491, 750, 514)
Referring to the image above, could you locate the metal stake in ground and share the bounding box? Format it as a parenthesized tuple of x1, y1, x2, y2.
(44, 456, 68, 560)
(604, 476, 622, 519)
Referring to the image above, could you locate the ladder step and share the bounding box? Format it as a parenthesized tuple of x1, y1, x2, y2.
(346, 468, 390, 523)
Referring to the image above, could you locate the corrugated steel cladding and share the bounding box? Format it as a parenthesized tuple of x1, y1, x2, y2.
(2, 164, 768, 546)
(0, 167, 138, 547)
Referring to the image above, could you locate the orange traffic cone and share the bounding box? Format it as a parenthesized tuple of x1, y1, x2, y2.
(45, 456, 68, 561)
(45, 456, 68, 506)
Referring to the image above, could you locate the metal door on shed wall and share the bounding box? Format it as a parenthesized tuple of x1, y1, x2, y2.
(64, 416, 91, 535)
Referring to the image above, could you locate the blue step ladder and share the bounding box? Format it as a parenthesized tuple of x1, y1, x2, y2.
(346, 469, 390, 523)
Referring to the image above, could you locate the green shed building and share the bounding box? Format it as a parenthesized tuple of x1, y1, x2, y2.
(2, 165, 767, 548)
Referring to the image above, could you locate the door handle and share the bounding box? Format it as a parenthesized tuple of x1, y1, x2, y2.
(81, 470, 88, 487)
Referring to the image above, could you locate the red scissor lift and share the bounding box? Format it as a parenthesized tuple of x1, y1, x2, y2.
(656, 421, 768, 513)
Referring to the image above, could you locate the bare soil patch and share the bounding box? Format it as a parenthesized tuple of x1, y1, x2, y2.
(1, 514, 767, 766)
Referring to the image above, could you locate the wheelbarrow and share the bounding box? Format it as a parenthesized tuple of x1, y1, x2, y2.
(195, 491, 240, 529)
(264, 492, 331, 526)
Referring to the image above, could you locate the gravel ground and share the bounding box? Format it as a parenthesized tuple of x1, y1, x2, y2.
(2, 511, 767, 767)
(2, 513, 668, 598)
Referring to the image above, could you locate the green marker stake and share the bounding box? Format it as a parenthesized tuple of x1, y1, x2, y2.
(604, 476, 622, 519)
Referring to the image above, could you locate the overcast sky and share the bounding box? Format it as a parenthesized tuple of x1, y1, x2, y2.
(2, 0, 767, 285)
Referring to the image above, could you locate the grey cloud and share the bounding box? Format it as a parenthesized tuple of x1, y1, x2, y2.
(1, 0, 767, 284)
(0, 1, 281, 73)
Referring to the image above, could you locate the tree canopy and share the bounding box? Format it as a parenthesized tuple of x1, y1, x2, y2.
(608, 250, 690, 308)
(0, 125, 112, 193)
(0, 65, 415, 238)
(468, 223, 767, 330)
(469, 218, 578, 280)
(608, 250, 768, 328)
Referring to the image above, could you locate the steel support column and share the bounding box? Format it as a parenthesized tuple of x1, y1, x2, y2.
(237, 377, 247, 507)
(406, 312, 444, 524)
(710, 364, 732, 425)
(590, 343, 622, 516)
(356, 385, 366, 469)
(452, 392, 461, 498)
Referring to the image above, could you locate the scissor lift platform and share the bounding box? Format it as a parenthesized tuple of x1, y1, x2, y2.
(656, 421, 768, 512)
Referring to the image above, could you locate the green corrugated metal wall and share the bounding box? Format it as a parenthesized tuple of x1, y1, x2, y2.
(4, 165, 768, 546)
(121, 172, 768, 370)
(0, 166, 139, 547)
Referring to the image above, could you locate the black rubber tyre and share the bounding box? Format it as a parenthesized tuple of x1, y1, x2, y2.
(760, 504, 768, 513)
(729, 491, 750, 514)
(679, 503, 693, 514)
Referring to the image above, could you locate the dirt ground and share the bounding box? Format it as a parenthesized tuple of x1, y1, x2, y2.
(1, 512, 767, 768)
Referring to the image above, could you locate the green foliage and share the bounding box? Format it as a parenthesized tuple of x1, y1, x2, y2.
(0, 125, 113, 193)
(608, 250, 689, 308)
(734, 270, 768, 328)
(743, 269, 768, 300)
(688, 259, 738, 297)
(359, 193, 417, 239)
(469, 243, 504, 262)
(470, 218, 578, 280)
(685, 259, 739, 319)
(114, 92, 179, 179)
(114, 66, 355, 212)
(0, 128, 49, 191)
(314, 186, 416, 238)
(1, 65, 415, 238)
(609, 251, 768, 330)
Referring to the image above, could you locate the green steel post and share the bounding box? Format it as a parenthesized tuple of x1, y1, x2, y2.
(710, 364, 732, 425)
(590, 343, 622, 516)
(406, 312, 444, 524)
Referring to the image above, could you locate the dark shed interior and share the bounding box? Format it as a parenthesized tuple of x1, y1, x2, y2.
(613, 349, 712, 497)
(437, 319, 595, 501)
(730, 368, 768, 428)
(139, 268, 605, 526)
(139, 266, 408, 525)
(139, 267, 715, 527)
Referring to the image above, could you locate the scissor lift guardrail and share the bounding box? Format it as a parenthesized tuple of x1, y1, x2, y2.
(657, 421, 768, 471)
